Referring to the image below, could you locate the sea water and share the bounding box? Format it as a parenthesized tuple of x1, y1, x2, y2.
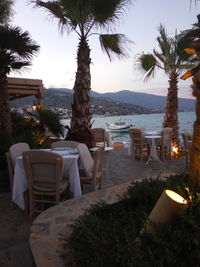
(61, 111, 195, 143)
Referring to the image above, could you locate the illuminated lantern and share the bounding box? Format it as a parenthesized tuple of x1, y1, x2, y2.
(141, 190, 187, 234)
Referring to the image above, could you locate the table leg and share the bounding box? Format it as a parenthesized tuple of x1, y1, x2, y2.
(146, 138, 161, 165)
(101, 150, 114, 188)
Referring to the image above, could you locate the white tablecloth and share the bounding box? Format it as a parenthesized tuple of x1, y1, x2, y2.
(12, 149, 81, 210)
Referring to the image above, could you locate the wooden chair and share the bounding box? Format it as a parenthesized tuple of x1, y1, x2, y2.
(9, 143, 30, 168)
(91, 128, 106, 147)
(129, 128, 149, 162)
(51, 140, 80, 149)
(23, 150, 69, 219)
(182, 132, 192, 149)
(77, 143, 94, 176)
(157, 128, 173, 160)
(77, 144, 104, 191)
(182, 132, 192, 168)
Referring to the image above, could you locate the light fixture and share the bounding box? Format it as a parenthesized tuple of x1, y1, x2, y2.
(141, 189, 187, 234)
(32, 105, 37, 111)
(165, 190, 187, 204)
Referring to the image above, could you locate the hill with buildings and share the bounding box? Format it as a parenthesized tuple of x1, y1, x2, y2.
(11, 88, 155, 116)
(11, 88, 195, 116)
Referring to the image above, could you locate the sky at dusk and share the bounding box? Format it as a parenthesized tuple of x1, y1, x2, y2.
(10, 0, 200, 99)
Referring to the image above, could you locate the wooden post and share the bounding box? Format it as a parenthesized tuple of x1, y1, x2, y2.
(7, 77, 45, 107)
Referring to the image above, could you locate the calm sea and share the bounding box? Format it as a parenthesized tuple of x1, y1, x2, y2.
(61, 111, 195, 143)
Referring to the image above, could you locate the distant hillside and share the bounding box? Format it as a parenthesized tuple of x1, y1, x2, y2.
(90, 90, 195, 112)
(49, 88, 195, 112)
(11, 88, 153, 115)
(11, 87, 195, 113)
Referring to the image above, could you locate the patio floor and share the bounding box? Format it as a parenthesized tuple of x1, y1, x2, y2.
(0, 147, 187, 267)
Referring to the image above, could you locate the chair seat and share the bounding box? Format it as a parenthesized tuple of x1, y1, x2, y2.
(33, 179, 69, 192)
(80, 176, 101, 184)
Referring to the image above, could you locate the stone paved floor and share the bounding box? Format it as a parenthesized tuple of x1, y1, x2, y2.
(0, 193, 35, 267)
(0, 148, 187, 267)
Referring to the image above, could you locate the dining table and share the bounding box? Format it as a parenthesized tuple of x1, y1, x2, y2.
(144, 131, 162, 165)
(12, 148, 82, 210)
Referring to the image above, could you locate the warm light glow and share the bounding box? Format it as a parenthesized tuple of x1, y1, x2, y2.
(172, 145, 178, 154)
(165, 190, 187, 204)
(32, 105, 37, 111)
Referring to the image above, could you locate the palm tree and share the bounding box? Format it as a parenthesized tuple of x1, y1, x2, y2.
(27, 106, 64, 137)
(137, 25, 192, 146)
(32, 0, 131, 146)
(0, 0, 13, 24)
(0, 25, 39, 137)
(181, 14, 200, 184)
(10, 107, 64, 148)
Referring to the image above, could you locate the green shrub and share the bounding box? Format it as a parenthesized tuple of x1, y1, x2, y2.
(61, 174, 200, 267)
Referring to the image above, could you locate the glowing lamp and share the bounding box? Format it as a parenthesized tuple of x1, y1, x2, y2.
(165, 190, 187, 204)
(32, 105, 37, 111)
(141, 190, 187, 234)
(172, 145, 178, 154)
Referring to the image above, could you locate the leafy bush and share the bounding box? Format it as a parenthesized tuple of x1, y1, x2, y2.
(62, 175, 200, 267)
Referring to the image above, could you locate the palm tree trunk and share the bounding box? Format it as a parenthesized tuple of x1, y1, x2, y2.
(163, 71, 179, 146)
(70, 37, 94, 147)
(0, 74, 12, 137)
(189, 76, 200, 184)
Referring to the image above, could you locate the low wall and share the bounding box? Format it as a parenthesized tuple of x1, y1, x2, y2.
(30, 181, 132, 267)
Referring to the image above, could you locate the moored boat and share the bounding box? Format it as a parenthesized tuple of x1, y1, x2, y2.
(106, 119, 132, 132)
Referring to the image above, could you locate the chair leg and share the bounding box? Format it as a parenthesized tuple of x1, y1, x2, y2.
(29, 192, 34, 220)
(24, 190, 29, 216)
(140, 149, 143, 162)
(131, 147, 136, 160)
(161, 147, 165, 161)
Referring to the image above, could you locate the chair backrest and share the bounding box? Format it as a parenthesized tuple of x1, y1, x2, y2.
(5, 152, 14, 193)
(129, 128, 144, 148)
(182, 132, 192, 149)
(161, 128, 173, 146)
(105, 131, 113, 147)
(9, 143, 30, 167)
(91, 128, 106, 147)
(92, 146, 104, 179)
(23, 150, 63, 191)
(51, 140, 80, 149)
(77, 143, 94, 177)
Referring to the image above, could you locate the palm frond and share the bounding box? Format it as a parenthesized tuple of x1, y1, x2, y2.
(10, 61, 31, 70)
(186, 29, 200, 39)
(0, 25, 39, 59)
(99, 33, 130, 61)
(175, 30, 194, 63)
(178, 63, 196, 69)
(90, 0, 132, 29)
(157, 24, 171, 61)
(60, 0, 91, 26)
(137, 53, 158, 81)
(0, 0, 14, 24)
(0, 25, 39, 74)
(34, 107, 64, 136)
(153, 50, 165, 64)
(31, 0, 74, 33)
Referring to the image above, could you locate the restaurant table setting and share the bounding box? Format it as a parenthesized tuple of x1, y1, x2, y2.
(12, 148, 81, 210)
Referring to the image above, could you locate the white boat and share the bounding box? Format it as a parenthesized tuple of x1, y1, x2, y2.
(106, 119, 133, 132)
